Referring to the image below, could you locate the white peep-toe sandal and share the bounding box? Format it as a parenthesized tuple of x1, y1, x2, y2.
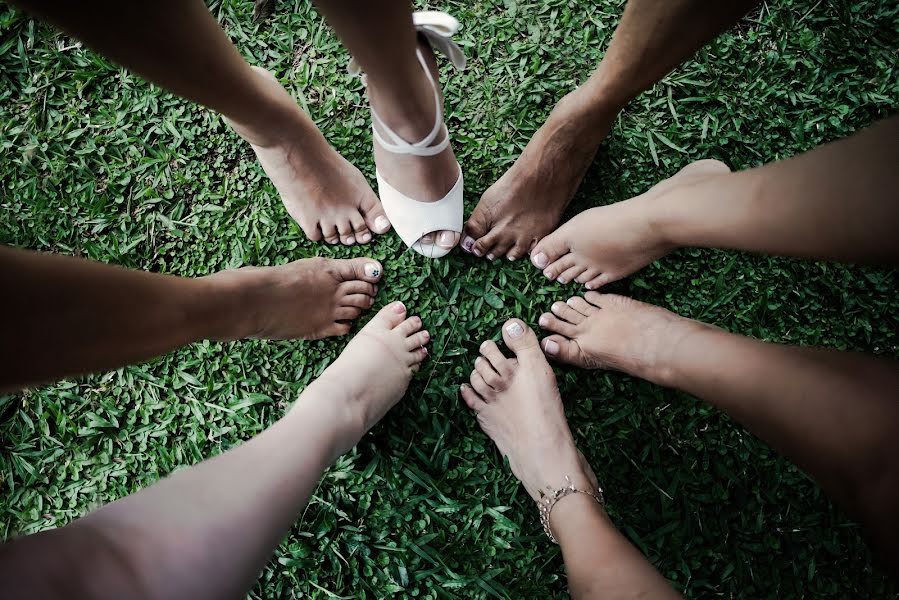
(348, 11, 466, 258)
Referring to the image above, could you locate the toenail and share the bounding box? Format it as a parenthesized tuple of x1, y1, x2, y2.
(473, 248, 483, 257)
(585, 282, 595, 290)
(345, 236, 355, 245)
(462, 236, 475, 252)
(421, 346, 428, 355)
(375, 216, 390, 232)
(393, 301, 405, 314)
(364, 263, 380, 278)
(360, 232, 372, 243)
(566, 298, 575, 306)
(422, 330, 429, 342)
(479, 340, 489, 351)
(507, 254, 517, 261)
(557, 277, 567, 284)
(475, 357, 482, 367)
(538, 314, 549, 327)
(544, 270, 555, 280)
(532, 252, 548, 268)
(544, 340, 560, 355)
(438, 231, 456, 247)
(373, 285, 379, 294)
(505, 322, 524, 339)
(487, 253, 496, 261)
(328, 238, 338, 245)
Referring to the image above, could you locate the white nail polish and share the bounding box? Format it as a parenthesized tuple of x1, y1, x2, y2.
(375, 216, 390, 232)
(505, 322, 524, 339)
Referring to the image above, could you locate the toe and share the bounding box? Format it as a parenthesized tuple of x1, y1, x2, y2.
(575, 267, 601, 285)
(349, 212, 372, 244)
(505, 242, 526, 262)
(556, 264, 587, 285)
(543, 254, 576, 281)
(336, 220, 355, 246)
(474, 356, 504, 390)
(542, 335, 581, 365)
(339, 257, 383, 284)
(469, 370, 496, 401)
(461, 207, 491, 254)
(583, 291, 606, 308)
(321, 221, 340, 245)
(396, 315, 423, 337)
(406, 329, 430, 350)
(370, 301, 407, 330)
(339, 280, 378, 297)
(341, 294, 374, 310)
(479, 340, 513, 378)
(436, 230, 460, 249)
(460, 383, 488, 412)
(530, 230, 569, 270)
(471, 229, 503, 259)
(565, 296, 597, 317)
(550, 300, 585, 325)
(584, 273, 614, 290)
(298, 218, 323, 242)
(335, 307, 362, 321)
(501, 318, 543, 363)
(538, 312, 579, 338)
(486, 237, 514, 262)
(360, 193, 391, 235)
(325, 322, 352, 338)
(410, 345, 429, 366)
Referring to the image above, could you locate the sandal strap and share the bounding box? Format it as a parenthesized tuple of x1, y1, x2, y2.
(348, 11, 464, 157)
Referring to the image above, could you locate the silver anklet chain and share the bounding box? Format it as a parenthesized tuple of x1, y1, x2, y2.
(538, 475, 605, 544)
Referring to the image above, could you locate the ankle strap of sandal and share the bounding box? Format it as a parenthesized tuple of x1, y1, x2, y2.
(347, 11, 465, 158)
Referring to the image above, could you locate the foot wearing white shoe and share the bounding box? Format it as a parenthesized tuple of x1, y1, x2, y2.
(227, 68, 391, 246)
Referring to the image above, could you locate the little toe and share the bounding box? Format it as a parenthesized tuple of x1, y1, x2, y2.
(538, 312, 579, 338)
(341, 294, 374, 310)
(469, 370, 496, 401)
(565, 296, 597, 317)
(479, 339, 513, 377)
(542, 335, 580, 365)
(501, 318, 544, 364)
(299, 218, 324, 242)
(324, 322, 352, 337)
(406, 329, 430, 350)
(543, 254, 576, 281)
(339, 257, 383, 284)
(460, 383, 489, 412)
(550, 300, 585, 325)
(474, 356, 503, 390)
(396, 315, 423, 337)
(556, 264, 587, 285)
(530, 231, 569, 270)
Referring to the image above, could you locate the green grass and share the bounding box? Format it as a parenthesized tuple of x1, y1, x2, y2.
(1, 0, 898, 597)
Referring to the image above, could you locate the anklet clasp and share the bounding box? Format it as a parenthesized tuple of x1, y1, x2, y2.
(538, 475, 605, 544)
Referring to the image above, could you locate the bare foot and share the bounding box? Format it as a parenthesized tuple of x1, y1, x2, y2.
(460, 90, 613, 261)
(459, 319, 597, 501)
(367, 39, 462, 251)
(227, 68, 391, 246)
(539, 292, 701, 386)
(530, 159, 731, 288)
(210, 256, 384, 340)
(310, 300, 429, 451)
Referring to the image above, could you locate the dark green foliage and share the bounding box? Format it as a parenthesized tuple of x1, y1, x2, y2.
(1, 0, 897, 597)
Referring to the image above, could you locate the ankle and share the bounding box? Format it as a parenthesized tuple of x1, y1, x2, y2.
(650, 317, 713, 388)
(367, 72, 438, 142)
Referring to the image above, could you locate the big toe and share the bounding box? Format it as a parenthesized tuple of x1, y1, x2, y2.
(436, 230, 460, 249)
(541, 335, 582, 366)
(361, 196, 392, 235)
(341, 257, 384, 283)
(368, 300, 408, 331)
(502, 319, 543, 362)
(461, 206, 490, 254)
(530, 229, 569, 270)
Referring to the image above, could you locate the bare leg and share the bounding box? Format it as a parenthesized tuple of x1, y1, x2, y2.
(0, 302, 429, 599)
(0, 246, 383, 392)
(539, 293, 899, 571)
(460, 319, 680, 598)
(312, 0, 462, 250)
(462, 0, 761, 261)
(9, 0, 390, 245)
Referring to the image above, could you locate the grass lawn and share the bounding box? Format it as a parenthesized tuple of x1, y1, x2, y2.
(1, 0, 898, 597)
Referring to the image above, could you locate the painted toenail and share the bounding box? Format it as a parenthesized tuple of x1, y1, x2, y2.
(360, 232, 372, 243)
(438, 231, 456, 247)
(532, 252, 548, 268)
(375, 216, 390, 232)
(462, 236, 475, 252)
(557, 277, 567, 284)
(422, 330, 429, 341)
(505, 322, 524, 339)
(566, 298, 575, 306)
(364, 263, 380, 278)
(345, 236, 355, 245)
(545, 340, 560, 355)
(393, 301, 405, 314)
(585, 282, 595, 290)
(487, 253, 496, 261)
